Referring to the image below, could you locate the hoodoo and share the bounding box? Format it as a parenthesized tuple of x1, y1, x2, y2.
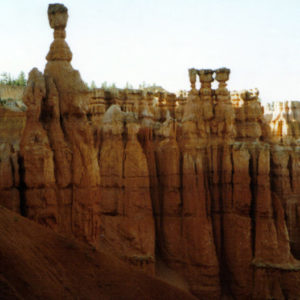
(0, 3, 300, 299)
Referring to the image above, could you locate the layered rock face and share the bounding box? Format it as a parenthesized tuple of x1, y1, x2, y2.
(262, 100, 300, 261)
(1, 3, 300, 299)
(0, 99, 25, 213)
(18, 3, 155, 274)
(0, 84, 25, 101)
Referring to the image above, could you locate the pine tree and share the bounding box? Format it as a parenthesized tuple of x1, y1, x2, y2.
(101, 81, 108, 89)
(90, 81, 97, 89)
(125, 82, 133, 89)
(0, 72, 8, 84)
(17, 71, 26, 86)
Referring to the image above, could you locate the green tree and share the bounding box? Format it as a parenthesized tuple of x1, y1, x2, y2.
(7, 74, 12, 85)
(90, 81, 97, 89)
(17, 71, 26, 86)
(101, 81, 108, 89)
(0, 72, 9, 84)
(0, 72, 27, 86)
(125, 81, 133, 89)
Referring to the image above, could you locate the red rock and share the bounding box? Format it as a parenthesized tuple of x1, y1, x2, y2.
(1, 3, 300, 299)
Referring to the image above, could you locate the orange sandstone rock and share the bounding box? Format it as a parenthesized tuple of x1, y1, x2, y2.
(1, 3, 300, 300)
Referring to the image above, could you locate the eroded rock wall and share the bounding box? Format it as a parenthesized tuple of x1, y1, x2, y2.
(1, 3, 300, 299)
(0, 100, 25, 213)
(18, 4, 155, 275)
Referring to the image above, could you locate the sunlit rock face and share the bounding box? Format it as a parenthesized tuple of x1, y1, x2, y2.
(19, 3, 155, 274)
(1, 3, 300, 299)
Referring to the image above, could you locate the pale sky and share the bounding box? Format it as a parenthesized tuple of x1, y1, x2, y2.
(1, 0, 300, 103)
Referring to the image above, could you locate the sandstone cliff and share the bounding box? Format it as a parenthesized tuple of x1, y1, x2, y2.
(1, 3, 300, 299)
(0, 103, 25, 214)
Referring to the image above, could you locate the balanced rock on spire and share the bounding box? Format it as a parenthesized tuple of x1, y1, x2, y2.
(46, 3, 72, 62)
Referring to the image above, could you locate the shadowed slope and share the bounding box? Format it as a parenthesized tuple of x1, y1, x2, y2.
(0, 205, 197, 300)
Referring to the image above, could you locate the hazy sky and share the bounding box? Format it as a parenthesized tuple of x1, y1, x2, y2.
(1, 0, 300, 102)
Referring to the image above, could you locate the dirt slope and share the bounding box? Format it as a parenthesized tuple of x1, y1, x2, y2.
(0, 206, 197, 300)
